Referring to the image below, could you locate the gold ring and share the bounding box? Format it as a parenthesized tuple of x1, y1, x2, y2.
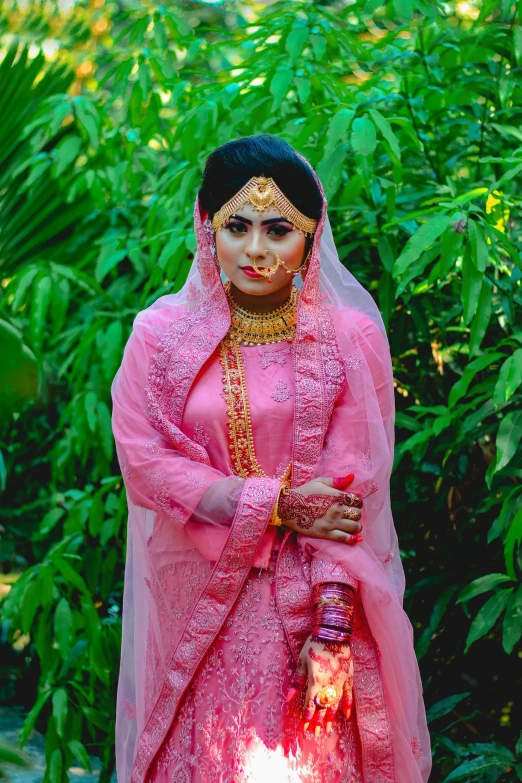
(314, 685, 338, 708)
(344, 507, 359, 520)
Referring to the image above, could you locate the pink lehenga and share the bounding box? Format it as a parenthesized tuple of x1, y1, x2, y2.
(111, 155, 432, 783)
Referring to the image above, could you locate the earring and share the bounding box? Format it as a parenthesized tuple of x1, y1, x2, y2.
(300, 249, 312, 281)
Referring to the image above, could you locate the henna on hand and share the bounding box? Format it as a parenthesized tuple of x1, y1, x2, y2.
(309, 646, 352, 681)
(279, 491, 341, 530)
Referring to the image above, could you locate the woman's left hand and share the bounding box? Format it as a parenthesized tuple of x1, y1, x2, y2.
(286, 634, 353, 736)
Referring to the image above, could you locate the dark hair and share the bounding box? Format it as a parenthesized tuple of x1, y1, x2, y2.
(198, 134, 323, 223)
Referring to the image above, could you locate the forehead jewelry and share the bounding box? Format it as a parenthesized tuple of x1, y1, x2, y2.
(211, 175, 318, 237)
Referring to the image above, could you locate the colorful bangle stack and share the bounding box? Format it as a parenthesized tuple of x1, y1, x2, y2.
(311, 582, 355, 644)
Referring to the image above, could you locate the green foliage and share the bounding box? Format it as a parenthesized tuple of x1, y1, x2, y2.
(1, 0, 521, 780)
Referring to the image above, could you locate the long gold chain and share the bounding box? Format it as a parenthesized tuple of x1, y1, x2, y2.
(219, 334, 292, 485)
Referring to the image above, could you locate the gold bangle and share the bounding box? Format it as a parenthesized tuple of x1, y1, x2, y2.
(269, 483, 286, 526)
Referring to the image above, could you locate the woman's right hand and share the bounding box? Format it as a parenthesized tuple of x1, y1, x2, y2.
(278, 476, 363, 544)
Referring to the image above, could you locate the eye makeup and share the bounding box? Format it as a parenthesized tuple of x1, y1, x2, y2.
(225, 219, 293, 236)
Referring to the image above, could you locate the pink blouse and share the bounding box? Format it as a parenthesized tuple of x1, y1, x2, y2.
(181, 340, 294, 569)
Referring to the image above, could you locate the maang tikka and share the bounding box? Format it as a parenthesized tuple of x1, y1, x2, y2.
(211, 175, 318, 237)
(211, 175, 317, 282)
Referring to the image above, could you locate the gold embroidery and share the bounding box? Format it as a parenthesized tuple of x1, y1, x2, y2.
(219, 334, 292, 486)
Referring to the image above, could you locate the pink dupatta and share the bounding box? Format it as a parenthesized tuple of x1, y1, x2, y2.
(111, 154, 431, 783)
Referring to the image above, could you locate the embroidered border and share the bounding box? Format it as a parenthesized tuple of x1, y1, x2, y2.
(130, 478, 282, 783)
(351, 593, 396, 783)
(275, 531, 313, 662)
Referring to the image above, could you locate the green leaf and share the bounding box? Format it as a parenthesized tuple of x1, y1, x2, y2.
(394, 215, 452, 277)
(504, 349, 522, 401)
(448, 353, 504, 408)
(19, 690, 52, 748)
(89, 493, 105, 537)
(53, 557, 89, 593)
(10, 267, 38, 312)
(310, 32, 326, 60)
(469, 281, 492, 357)
(464, 589, 513, 653)
(52, 688, 68, 738)
(285, 25, 309, 61)
(468, 220, 488, 272)
(316, 146, 348, 200)
(269, 67, 293, 109)
(502, 587, 522, 654)
(21, 577, 41, 634)
(39, 508, 64, 536)
(29, 275, 52, 351)
(68, 739, 92, 773)
(324, 108, 354, 160)
(95, 247, 126, 283)
(49, 748, 63, 783)
(369, 109, 401, 160)
(101, 320, 123, 382)
(416, 585, 457, 659)
(54, 135, 82, 177)
(493, 355, 511, 405)
(504, 508, 522, 581)
(97, 400, 114, 460)
(514, 27, 522, 65)
(294, 76, 311, 104)
(73, 96, 100, 149)
(461, 245, 483, 326)
(84, 391, 98, 432)
(457, 574, 512, 603)
(393, 0, 413, 20)
(350, 116, 377, 156)
(426, 692, 471, 723)
(54, 596, 73, 657)
(158, 234, 185, 270)
(486, 411, 522, 486)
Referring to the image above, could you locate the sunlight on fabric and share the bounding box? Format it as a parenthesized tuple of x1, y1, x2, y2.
(243, 738, 302, 783)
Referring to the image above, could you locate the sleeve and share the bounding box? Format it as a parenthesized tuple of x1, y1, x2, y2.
(317, 309, 395, 523)
(298, 309, 396, 581)
(111, 311, 244, 530)
(310, 557, 359, 590)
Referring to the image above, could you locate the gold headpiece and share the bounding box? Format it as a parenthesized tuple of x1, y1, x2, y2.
(211, 175, 318, 237)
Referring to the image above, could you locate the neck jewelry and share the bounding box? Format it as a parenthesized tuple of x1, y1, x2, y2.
(224, 280, 298, 346)
(211, 175, 318, 237)
(219, 282, 296, 485)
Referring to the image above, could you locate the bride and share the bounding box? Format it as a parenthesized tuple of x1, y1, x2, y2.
(111, 133, 431, 783)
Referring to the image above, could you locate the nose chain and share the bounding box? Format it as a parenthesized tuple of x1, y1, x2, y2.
(252, 249, 311, 283)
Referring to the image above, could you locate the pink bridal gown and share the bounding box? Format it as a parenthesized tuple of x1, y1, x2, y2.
(148, 339, 364, 783)
(113, 182, 431, 783)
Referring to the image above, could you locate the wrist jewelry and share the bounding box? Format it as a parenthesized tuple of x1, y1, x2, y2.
(269, 483, 286, 526)
(311, 582, 356, 644)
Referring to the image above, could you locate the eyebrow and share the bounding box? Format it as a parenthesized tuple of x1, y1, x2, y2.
(229, 213, 293, 226)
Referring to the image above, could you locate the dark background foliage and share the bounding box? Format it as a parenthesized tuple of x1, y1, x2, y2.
(0, 0, 521, 781)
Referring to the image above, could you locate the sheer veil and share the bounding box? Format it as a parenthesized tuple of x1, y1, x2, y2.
(111, 151, 431, 783)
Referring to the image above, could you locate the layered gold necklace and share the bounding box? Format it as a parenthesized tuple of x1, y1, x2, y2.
(224, 280, 299, 346)
(219, 281, 296, 485)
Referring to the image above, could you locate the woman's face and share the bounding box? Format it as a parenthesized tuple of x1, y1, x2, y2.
(214, 203, 308, 297)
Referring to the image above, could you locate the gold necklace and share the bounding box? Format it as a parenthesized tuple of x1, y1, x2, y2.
(224, 280, 299, 346)
(219, 334, 292, 486)
(220, 280, 294, 484)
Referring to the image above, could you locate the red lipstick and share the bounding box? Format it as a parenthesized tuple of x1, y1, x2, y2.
(241, 266, 264, 279)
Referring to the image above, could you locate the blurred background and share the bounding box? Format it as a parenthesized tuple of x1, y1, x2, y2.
(0, 0, 521, 781)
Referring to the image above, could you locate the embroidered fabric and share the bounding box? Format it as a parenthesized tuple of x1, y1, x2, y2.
(111, 151, 431, 783)
(150, 554, 364, 783)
